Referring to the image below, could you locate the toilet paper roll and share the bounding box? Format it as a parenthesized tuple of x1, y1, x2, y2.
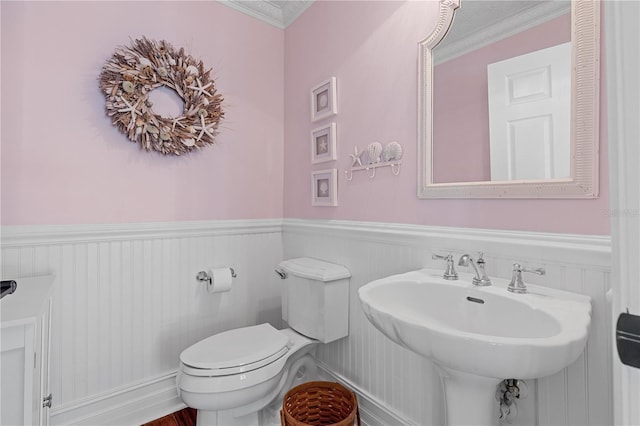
(207, 268, 233, 293)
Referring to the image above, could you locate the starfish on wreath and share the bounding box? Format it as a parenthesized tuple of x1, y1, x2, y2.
(193, 113, 217, 142)
(117, 97, 142, 130)
(171, 116, 186, 131)
(188, 78, 213, 98)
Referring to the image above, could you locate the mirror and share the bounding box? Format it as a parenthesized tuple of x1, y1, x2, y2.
(417, 0, 600, 198)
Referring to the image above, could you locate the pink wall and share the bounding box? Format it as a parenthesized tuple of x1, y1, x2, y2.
(2, 1, 610, 235)
(284, 1, 610, 235)
(433, 13, 571, 183)
(1, 1, 284, 225)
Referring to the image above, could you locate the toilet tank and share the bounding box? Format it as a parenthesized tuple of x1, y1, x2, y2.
(277, 257, 351, 344)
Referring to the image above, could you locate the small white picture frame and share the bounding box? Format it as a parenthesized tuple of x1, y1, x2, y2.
(311, 77, 337, 122)
(311, 169, 338, 207)
(311, 123, 337, 164)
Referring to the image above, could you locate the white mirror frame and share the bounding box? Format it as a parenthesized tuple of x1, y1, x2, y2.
(417, 0, 600, 199)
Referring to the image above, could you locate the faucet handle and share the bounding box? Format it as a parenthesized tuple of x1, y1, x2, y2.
(508, 263, 545, 293)
(432, 254, 458, 280)
(520, 265, 546, 276)
(432, 254, 450, 261)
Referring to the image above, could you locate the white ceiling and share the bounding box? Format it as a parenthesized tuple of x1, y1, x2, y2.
(442, 0, 569, 47)
(436, 0, 571, 63)
(219, 0, 315, 29)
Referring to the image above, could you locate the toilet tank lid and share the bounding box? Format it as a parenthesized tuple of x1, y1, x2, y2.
(278, 257, 351, 282)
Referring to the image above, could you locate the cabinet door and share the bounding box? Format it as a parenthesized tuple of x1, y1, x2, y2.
(1, 275, 54, 426)
(39, 299, 52, 426)
(1, 321, 36, 426)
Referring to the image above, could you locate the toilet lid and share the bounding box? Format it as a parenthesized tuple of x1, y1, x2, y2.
(180, 323, 290, 372)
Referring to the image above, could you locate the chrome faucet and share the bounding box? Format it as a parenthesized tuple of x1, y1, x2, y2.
(458, 253, 491, 286)
(508, 263, 545, 294)
(432, 254, 458, 280)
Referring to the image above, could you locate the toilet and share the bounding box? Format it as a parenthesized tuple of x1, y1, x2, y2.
(176, 257, 351, 426)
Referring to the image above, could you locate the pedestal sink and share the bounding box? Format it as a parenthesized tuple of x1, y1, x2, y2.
(358, 268, 591, 426)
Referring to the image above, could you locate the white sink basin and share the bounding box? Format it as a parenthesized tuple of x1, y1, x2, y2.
(358, 268, 592, 425)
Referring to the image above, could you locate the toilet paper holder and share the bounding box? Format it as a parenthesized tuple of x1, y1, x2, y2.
(196, 268, 237, 284)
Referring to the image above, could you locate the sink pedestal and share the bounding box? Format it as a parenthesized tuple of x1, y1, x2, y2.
(440, 368, 501, 426)
(359, 269, 592, 426)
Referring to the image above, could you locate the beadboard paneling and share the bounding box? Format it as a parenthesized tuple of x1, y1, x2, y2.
(2, 219, 613, 425)
(1, 220, 284, 424)
(282, 219, 612, 426)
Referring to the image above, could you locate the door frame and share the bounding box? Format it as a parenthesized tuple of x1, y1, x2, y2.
(605, 1, 640, 424)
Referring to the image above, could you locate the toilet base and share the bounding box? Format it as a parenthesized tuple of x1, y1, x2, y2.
(190, 353, 318, 426)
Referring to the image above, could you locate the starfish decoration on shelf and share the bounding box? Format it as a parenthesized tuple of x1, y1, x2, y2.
(349, 146, 364, 167)
(188, 78, 213, 97)
(117, 97, 142, 130)
(193, 113, 217, 141)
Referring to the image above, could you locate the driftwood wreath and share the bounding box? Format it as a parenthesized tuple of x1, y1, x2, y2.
(99, 37, 224, 155)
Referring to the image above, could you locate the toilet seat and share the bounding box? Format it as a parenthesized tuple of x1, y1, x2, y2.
(180, 323, 290, 377)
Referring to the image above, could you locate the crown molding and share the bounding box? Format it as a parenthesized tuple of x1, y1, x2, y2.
(218, 0, 314, 29)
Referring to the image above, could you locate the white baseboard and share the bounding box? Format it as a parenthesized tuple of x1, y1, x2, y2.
(50, 372, 184, 426)
(316, 363, 416, 426)
(48, 363, 411, 426)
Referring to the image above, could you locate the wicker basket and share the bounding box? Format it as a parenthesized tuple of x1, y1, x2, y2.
(280, 381, 361, 426)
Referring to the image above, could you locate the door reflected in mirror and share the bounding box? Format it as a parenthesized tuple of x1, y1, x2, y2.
(433, 2, 570, 183)
(417, 0, 599, 198)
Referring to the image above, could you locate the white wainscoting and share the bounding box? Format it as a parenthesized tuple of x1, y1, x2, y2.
(2, 218, 613, 425)
(1, 220, 285, 425)
(282, 219, 613, 426)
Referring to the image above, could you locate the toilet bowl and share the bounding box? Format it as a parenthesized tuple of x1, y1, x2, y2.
(176, 258, 351, 426)
(177, 325, 316, 426)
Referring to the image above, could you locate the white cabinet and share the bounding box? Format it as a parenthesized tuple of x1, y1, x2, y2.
(1, 275, 54, 426)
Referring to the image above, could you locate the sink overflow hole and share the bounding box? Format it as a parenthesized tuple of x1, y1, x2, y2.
(466, 296, 485, 304)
